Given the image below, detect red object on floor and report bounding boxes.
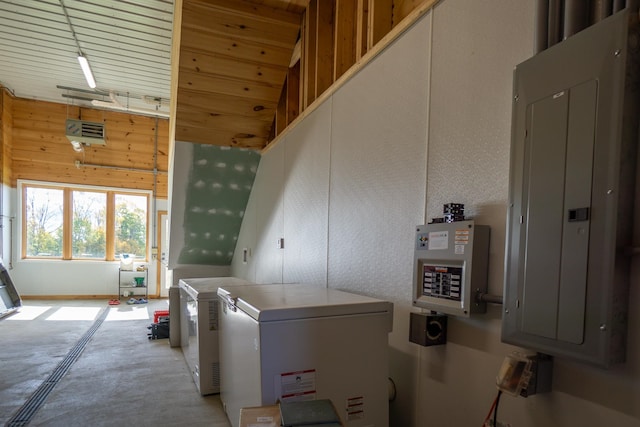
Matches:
[153,310,169,323]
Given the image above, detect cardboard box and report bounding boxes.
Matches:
[239,405,281,427]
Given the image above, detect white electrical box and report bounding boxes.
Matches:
[412,220,490,317]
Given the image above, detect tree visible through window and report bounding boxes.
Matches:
[72,191,106,259]
[115,194,147,259]
[25,187,63,257]
[22,183,148,261]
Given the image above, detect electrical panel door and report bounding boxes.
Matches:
[503,10,639,367]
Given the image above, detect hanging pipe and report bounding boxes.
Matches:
[535,0,550,53]
[564,0,589,39]
[548,0,563,48]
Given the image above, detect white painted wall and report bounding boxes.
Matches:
[1,182,13,268]
[231,1,640,426]
[6,184,167,298]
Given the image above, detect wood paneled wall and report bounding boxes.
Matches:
[9,98,169,198]
[1,87,13,190]
[271,0,436,144]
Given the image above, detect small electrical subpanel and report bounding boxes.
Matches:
[496,352,553,397]
[413,213,490,317]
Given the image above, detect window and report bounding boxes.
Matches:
[114,194,147,259]
[25,186,63,257]
[22,182,149,261]
[72,191,106,259]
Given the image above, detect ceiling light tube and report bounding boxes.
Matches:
[77,55,96,89]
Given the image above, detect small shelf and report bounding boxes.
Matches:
[118,269,148,299]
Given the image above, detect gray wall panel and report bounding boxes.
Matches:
[253,142,285,284]
[328,15,430,304]
[283,102,332,287]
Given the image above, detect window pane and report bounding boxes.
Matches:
[114,194,147,259]
[25,187,63,257]
[72,191,106,259]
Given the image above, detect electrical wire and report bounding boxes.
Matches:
[482,392,499,427]
[493,390,503,427]
[482,390,504,427]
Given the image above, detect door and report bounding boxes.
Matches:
[157,211,169,297]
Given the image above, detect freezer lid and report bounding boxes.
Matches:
[178,277,253,300]
[217,284,393,324]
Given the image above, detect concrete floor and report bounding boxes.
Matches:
[0,299,232,427]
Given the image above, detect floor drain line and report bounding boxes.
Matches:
[6,306,110,427]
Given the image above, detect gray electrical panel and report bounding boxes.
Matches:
[503,10,639,367]
[413,220,490,317]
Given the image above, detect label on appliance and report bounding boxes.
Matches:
[277,369,317,402]
[454,244,465,255]
[428,231,448,250]
[346,396,365,420]
[455,229,470,245]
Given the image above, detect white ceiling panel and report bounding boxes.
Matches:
[0,0,173,116]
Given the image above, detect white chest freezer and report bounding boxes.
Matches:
[179,277,252,395]
[217,284,394,427]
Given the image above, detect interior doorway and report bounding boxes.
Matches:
[156,210,169,297]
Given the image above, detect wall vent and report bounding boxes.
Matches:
[65,119,106,146]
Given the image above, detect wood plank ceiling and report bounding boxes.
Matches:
[173,0,307,149]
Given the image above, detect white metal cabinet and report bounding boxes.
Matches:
[179,277,252,395]
[217,283,393,427]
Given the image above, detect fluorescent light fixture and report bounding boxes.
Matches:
[77,55,96,88]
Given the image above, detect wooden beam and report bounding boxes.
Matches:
[275,79,287,135]
[316,0,335,97]
[356,0,370,59]
[334,0,357,81]
[0,87,13,188]
[369,0,393,47]
[170,0,184,159]
[262,0,440,155]
[303,1,318,108]
[287,61,301,124]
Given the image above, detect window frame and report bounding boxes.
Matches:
[20,180,151,262]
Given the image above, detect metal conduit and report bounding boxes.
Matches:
[536,0,638,53]
[548,0,564,48]
[74,160,168,175]
[535,0,549,53]
[564,0,589,40]
[591,0,613,24]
